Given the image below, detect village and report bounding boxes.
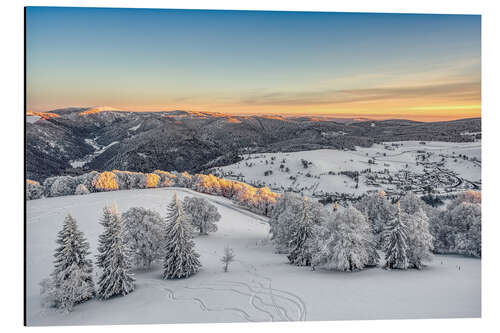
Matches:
[215,141,482,205]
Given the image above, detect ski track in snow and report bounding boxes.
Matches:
[180,241,307,322]
[238,260,307,321]
[183,284,278,321]
[142,279,258,322]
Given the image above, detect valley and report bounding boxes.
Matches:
[26,107,481,184]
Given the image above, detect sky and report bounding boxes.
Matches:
[26,7,481,121]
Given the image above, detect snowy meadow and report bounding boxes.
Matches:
[26,187,480,325]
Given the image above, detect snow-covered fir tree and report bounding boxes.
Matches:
[354,191,395,247]
[183,196,221,235]
[163,193,201,279]
[40,214,95,311]
[311,206,379,271]
[122,207,165,268]
[45,263,95,313]
[405,208,434,269]
[96,205,135,299]
[383,204,409,270]
[287,197,318,266]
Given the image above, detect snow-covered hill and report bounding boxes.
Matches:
[25,108,481,183]
[26,188,480,325]
[216,141,481,197]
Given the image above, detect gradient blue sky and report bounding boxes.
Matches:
[26,7,481,120]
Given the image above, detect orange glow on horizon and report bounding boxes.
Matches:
[28,99,481,122]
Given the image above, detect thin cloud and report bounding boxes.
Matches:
[240,81,481,106]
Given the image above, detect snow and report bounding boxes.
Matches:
[69,140,119,168]
[88,106,123,112]
[129,123,142,131]
[27,115,41,123]
[26,187,480,325]
[218,141,481,196]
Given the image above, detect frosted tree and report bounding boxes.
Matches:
[287,197,319,266]
[183,196,221,235]
[122,207,165,268]
[74,184,90,195]
[45,263,95,313]
[112,170,132,190]
[355,191,395,247]
[221,246,235,272]
[62,264,96,312]
[40,214,95,311]
[96,205,135,299]
[405,208,434,269]
[450,202,481,257]
[175,171,194,188]
[163,193,201,279]
[311,206,379,271]
[399,191,425,215]
[447,190,481,211]
[26,179,44,200]
[92,172,119,192]
[269,192,302,253]
[75,171,99,192]
[383,204,409,270]
[270,192,324,254]
[50,176,78,197]
[430,196,481,258]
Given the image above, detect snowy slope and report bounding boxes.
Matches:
[26,115,41,124]
[26,188,480,325]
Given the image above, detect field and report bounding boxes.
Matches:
[217,141,481,198]
[26,187,481,326]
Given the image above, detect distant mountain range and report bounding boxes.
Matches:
[25,107,481,182]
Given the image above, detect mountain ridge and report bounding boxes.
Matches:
[26,108,481,182]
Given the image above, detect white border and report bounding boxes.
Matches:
[2,1,499,332]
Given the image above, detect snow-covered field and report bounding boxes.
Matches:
[217,141,481,196]
[26,187,480,326]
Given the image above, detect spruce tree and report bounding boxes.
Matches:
[96,205,135,299]
[163,193,201,279]
[41,214,95,311]
[383,204,409,270]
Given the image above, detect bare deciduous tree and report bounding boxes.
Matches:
[221,246,235,273]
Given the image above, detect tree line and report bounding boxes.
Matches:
[26,170,280,217]
[270,190,481,272]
